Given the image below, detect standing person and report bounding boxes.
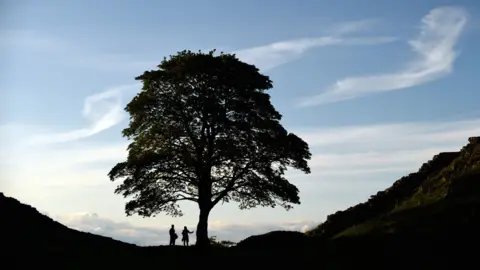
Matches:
[181,226,194,246]
[169,224,177,246]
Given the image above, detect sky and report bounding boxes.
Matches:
[1,0,480,246]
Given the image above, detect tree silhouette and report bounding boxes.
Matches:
[108,50,311,247]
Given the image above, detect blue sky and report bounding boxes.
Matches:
[1,0,480,246]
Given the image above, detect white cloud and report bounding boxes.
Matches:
[26,83,140,145]
[232,18,395,71]
[290,118,480,177]
[307,147,455,176]
[235,36,396,71]
[300,6,468,106]
[1,141,128,188]
[295,119,480,151]
[54,212,315,246]
[328,19,381,35]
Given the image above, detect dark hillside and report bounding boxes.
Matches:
[307,151,460,238]
[307,137,480,239]
[0,192,138,257]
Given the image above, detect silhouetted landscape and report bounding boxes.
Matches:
[3,2,480,269]
[3,136,479,268]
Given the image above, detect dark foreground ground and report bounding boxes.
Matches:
[4,196,478,269]
[5,229,479,269]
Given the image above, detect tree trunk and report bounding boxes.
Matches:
[195,206,211,247]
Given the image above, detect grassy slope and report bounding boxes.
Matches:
[310,137,480,239]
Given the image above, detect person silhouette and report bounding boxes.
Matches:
[169,224,177,246]
[181,226,194,246]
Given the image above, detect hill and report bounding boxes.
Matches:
[306,136,480,239]
[1,136,480,268]
[0,193,222,267]
[0,192,139,259]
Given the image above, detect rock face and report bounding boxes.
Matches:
[468,136,480,144]
[308,136,480,239]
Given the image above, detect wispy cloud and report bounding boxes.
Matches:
[299,6,468,106]
[235,36,397,71]
[290,118,480,177]
[234,19,396,71]
[328,18,382,35]
[295,119,480,150]
[27,83,140,145]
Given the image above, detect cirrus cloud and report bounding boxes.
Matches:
[235,35,396,71]
[24,83,140,145]
[299,6,468,106]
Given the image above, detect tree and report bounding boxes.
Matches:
[108,50,311,247]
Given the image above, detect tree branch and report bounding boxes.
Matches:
[211,159,256,207]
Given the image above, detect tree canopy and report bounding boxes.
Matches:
[108,49,311,246]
